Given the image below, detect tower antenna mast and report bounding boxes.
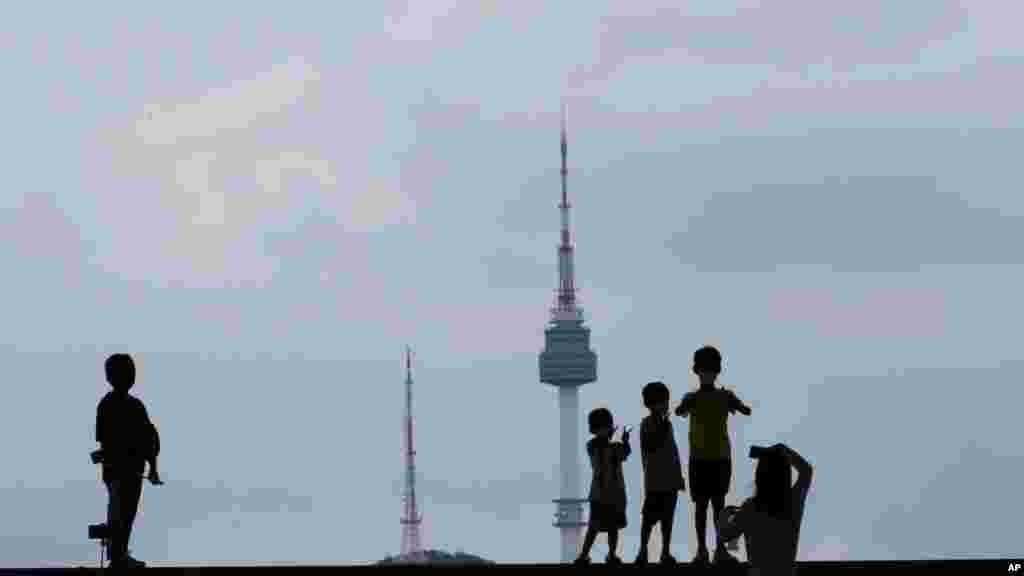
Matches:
[400,345,423,559]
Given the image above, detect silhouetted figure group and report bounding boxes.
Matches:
[86,347,811,572]
[92,353,163,569]
[574,346,813,575]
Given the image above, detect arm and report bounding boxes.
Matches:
[93,400,107,463]
[148,423,160,467]
[778,445,812,532]
[95,400,104,446]
[674,393,694,417]
[729,390,752,416]
[137,401,160,469]
[782,445,813,489]
[615,431,632,462]
[639,421,647,469]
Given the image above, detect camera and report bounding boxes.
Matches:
[90,450,104,464]
[88,523,109,540]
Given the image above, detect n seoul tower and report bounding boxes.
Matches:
[539,103,598,564]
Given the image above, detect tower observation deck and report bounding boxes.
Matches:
[538,103,597,564]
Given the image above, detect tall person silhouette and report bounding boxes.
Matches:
[675,346,751,567]
[94,353,162,568]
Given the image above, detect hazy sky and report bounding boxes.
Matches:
[3,1,1023,567]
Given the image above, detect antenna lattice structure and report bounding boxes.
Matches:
[400,346,423,559]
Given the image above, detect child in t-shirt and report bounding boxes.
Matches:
[675,346,751,566]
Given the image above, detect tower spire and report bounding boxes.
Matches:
[400,345,422,559]
[553,102,581,323]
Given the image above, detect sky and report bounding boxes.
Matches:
[2,0,1023,567]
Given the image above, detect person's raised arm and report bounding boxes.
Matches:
[777,444,812,530]
[674,392,694,417]
[783,445,812,489]
[615,428,632,462]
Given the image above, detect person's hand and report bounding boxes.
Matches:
[147,469,164,486]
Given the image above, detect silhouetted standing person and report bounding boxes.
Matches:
[575,407,631,565]
[95,353,163,568]
[718,444,814,576]
[675,346,751,566]
[634,381,685,565]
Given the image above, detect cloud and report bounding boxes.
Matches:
[767,286,945,338]
[90,56,415,290]
[134,57,322,145]
[562,1,969,96]
[668,175,1024,273]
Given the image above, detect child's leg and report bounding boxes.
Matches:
[639,517,654,554]
[690,458,710,555]
[711,493,727,551]
[638,496,655,556]
[607,529,619,559]
[694,496,710,553]
[712,459,732,553]
[661,493,678,557]
[579,525,598,558]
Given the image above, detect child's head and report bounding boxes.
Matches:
[752,449,792,519]
[105,353,136,393]
[693,346,722,387]
[642,381,670,412]
[588,407,614,437]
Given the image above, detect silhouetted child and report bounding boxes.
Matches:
[674,346,751,567]
[574,407,631,566]
[635,381,685,566]
[718,443,814,576]
[94,353,163,568]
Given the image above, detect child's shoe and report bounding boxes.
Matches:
[633,550,648,566]
[573,555,591,566]
[659,553,677,565]
[605,554,623,565]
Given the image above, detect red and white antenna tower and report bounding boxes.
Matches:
[400,345,423,558]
